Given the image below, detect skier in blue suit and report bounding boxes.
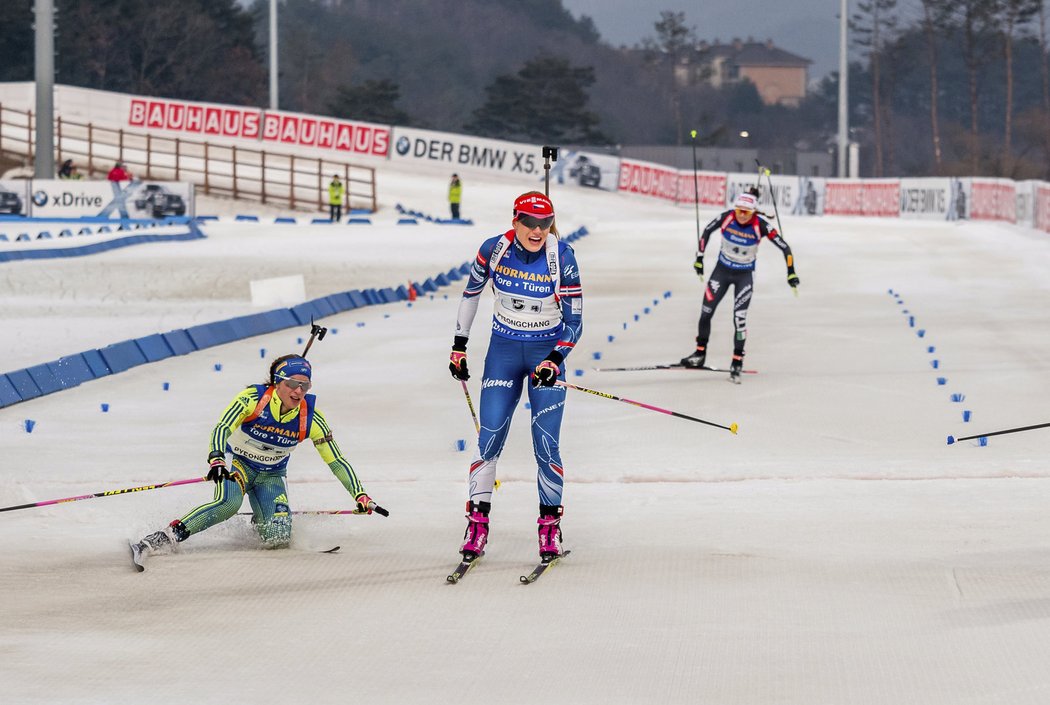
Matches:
[449,191,583,563]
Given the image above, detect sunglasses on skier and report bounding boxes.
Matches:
[277,376,312,391]
[516,213,555,230]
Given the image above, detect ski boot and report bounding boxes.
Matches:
[460,501,490,560]
[537,504,564,563]
[139,520,187,554]
[130,520,187,570]
[679,345,706,369]
[729,354,744,384]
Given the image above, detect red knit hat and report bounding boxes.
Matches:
[513,192,554,219]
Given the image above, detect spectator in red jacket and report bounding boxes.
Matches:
[107,161,133,182]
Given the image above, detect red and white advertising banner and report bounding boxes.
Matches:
[969,178,1016,222]
[824,179,900,217]
[127,97,389,158]
[675,171,727,207]
[617,159,679,201]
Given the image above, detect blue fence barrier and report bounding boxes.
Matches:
[0,226,590,409]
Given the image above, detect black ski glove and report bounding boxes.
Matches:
[449,336,469,381]
[206,452,231,484]
[532,351,564,388]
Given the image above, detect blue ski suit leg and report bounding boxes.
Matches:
[469,335,566,506]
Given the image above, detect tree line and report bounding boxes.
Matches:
[2,0,1050,177]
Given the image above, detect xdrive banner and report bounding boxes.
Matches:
[26,181,195,219]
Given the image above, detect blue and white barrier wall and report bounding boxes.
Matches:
[0,225,590,409]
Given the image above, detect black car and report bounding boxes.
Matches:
[134,184,186,218]
[0,190,23,215]
[569,156,601,188]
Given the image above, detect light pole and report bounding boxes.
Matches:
[34,0,55,178]
[269,0,279,111]
[837,0,849,177]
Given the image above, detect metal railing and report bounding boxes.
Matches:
[0,103,376,213]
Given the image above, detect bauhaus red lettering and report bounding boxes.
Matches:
[147,102,166,129]
[263,114,280,140]
[280,116,298,143]
[299,118,317,145]
[185,106,203,132]
[129,100,147,126]
[353,126,372,152]
[317,121,335,148]
[222,110,241,136]
[372,129,389,156]
[335,124,353,151]
[204,108,222,135]
[167,104,185,129]
[242,112,259,138]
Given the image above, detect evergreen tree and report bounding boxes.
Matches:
[1,0,265,104]
[328,80,411,125]
[466,56,610,144]
[641,11,698,146]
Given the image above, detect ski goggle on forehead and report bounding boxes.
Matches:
[276,375,312,391]
[516,213,555,229]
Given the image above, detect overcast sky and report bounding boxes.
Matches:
[562,0,845,83]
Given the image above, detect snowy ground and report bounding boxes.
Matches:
[3,163,1050,705]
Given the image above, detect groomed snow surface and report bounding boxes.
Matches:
[4,164,1050,705]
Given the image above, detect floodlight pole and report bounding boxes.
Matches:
[837,0,849,177]
[269,0,279,110]
[34,0,56,178]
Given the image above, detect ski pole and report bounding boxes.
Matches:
[459,380,500,490]
[461,380,480,434]
[947,421,1050,445]
[761,165,798,298]
[555,381,738,434]
[0,476,209,514]
[301,318,328,358]
[237,503,390,517]
[690,129,701,244]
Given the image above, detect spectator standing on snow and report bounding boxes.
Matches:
[328,175,344,222]
[448,173,462,220]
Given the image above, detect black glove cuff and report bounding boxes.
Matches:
[208,450,226,462]
[544,350,564,367]
[452,335,468,352]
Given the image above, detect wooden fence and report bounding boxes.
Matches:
[0,104,376,213]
